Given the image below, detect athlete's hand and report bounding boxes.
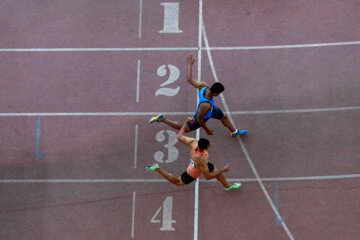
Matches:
[187,54,195,66]
[223,163,230,172]
[185,117,194,124]
[205,128,215,135]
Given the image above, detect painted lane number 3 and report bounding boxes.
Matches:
[156,64,180,97]
[154,130,179,164]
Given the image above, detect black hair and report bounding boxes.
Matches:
[210,82,225,94]
[198,138,210,150]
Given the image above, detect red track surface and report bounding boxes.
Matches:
[1,1,360,240]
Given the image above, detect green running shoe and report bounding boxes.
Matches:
[144,163,159,171]
[224,182,242,190]
[149,113,164,123]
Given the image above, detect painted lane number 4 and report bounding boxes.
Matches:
[151,196,176,231]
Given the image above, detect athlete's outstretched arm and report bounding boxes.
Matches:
[197,103,214,135]
[198,158,230,180]
[178,118,197,149]
[186,54,207,89]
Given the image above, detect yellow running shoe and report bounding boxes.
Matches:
[149,113,164,123]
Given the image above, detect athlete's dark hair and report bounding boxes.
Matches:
[210,82,225,94]
[198,138,210,150]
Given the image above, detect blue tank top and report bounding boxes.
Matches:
[196,87,214,119]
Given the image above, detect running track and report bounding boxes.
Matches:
[0,1,360,240]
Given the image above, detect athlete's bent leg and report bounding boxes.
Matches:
[155,168,185,186]
[162,118,190,132]
[213,166,242,190]
[220,115,248,137]
[220,115,236,133]
[150,114,191,132]
[212,165,231,188]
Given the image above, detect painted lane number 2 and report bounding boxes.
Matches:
[151,196,176,231]
[154,130,179,164]
[156,64,180,97]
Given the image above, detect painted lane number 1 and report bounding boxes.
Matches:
[151,196,176,231]
[159,2,183,33]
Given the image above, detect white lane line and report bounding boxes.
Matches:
[1,174,360,183]
[0,41,359,52]
[193,180,199,240]
[226,174,360,182]
[194,1,203,239]
[202,20,295,240]
[0,112,194,117]
[1,106,359,117]
[136,59,141,103]
[1,174,359,183]
[0,47,198,52]
[230,106,360,115]
[138,0,143,39]
[209,41,360,50]
[131,191,136,238]
[134,124,138,169]
[0,179,168,183]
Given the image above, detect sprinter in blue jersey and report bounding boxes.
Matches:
[149,55,248,137]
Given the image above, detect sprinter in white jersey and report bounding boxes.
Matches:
[149,54,248,137]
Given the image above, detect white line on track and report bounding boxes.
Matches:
[202,20,296,239]
[0,112,193,117]
[230,106,360,115]
[0,47,198,52]
[1,174,359,183]
[131,191,136,238]
[138,0,143,39]
[136,59,141,103]
[134,124,138,169]
[208,41,360,50]
[226,174,360,182]
[194,1,203,239]
[1,106,360,117]
[0,41,360,52]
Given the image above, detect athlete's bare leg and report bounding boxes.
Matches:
[155,168,185,186]
[213,165,231,188]
[150,113,192,132]
[220,115,236,133]
[161,118,188,131]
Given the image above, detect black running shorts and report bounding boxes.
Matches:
[181,162,215,185]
